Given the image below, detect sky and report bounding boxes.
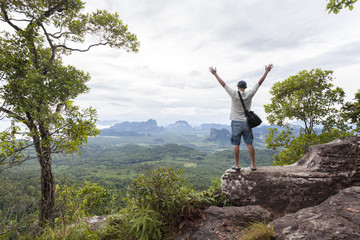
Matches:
[6,0,360,128]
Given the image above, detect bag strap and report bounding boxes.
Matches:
[237,91,249,117]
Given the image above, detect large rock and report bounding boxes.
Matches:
[174,205,273,240]
[221,136,360,213]
[273,186,360,240]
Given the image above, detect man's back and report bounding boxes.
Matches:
[224,83,260,122]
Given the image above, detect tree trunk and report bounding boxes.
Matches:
[37,147,55,228]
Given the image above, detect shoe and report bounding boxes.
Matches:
[231,165,240,171]
[250,166,257,171]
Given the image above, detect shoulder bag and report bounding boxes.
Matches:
[237,91,262,128]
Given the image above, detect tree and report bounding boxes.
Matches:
[342,89,360,133]
[264,69,351,165]
[0,0,139,228]
[326,0,358,14]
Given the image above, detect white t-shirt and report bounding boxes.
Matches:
[224,83,260,121]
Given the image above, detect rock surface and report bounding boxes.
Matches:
[82,215,108,231]
[174,205,273,240]
[273,186,360,240]
[221,136,360,213]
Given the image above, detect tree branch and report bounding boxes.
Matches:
[0,5,22,32]
[0,107,26,122]
[39,23,56,70]
[55,41,109,52]
[47,24,68,39]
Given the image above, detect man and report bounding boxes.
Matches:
[209,64,273,171]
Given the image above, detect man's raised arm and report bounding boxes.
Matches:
[209,67,226,87]
[258,64,273,86]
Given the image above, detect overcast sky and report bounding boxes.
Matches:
[62,0,360,127]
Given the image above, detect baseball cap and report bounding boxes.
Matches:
[237,80,247,88]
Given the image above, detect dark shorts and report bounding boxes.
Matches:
[230,120,253,145]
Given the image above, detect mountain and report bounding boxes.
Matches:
[99,119,297,148]
[100,119,163,136]
[166,120,194,131]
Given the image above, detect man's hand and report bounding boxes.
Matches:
[209,66,217,75]
[265,64,273,73]
[209,66,225,87]
[258,64,274,86]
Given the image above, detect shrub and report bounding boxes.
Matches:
[97,212,134,240]
[125,167,192,228]
[194,177,229,207]
[128,206,163,240]
[55,181,120,225]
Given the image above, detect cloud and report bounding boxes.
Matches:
[63,0,360,125]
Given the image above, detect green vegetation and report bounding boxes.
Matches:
[0,0,139,228]
[342,90,360,133]
[326,0,358,14]
[264,69,354,165]
[6,167,228,240]
[98,168,228,240]
[55,181,121,224]
[0,139,276,238]
[237,221,275,240]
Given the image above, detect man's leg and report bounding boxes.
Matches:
[230,121,241,169]
[247,143,256,168]
[234,145,240,168]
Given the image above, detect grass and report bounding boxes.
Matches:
[237,221,275,240]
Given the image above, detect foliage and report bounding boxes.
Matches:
[0,0,139,227]
[237,221,275,240]
[265,69,346,134]
[97,213,134,240]
[266,126,352,165]
[0,124,32,170]
[193,177,229,207]
[32,221,98,240]
[126,168,193,228]
[97,168,193,240]
[128,206,163,240]
[264,69,351,165]
[341,89,360,134]
[0,141,278,238]
[55,181,120,226]
[0,171,39,239]
[327,0,358,14]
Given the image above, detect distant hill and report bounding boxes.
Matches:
[99,119,304,148]
[166,120,194,131]
[101,119,163,136]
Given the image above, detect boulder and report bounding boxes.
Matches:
[273,186,360,240]
[82,215,108,231]
[221,136,360,213]
[174,205,273,240]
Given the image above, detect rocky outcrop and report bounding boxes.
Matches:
[221,136,360,213]
[273,186,360,240]
[174,205,273,240]
[208,128,231,143]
